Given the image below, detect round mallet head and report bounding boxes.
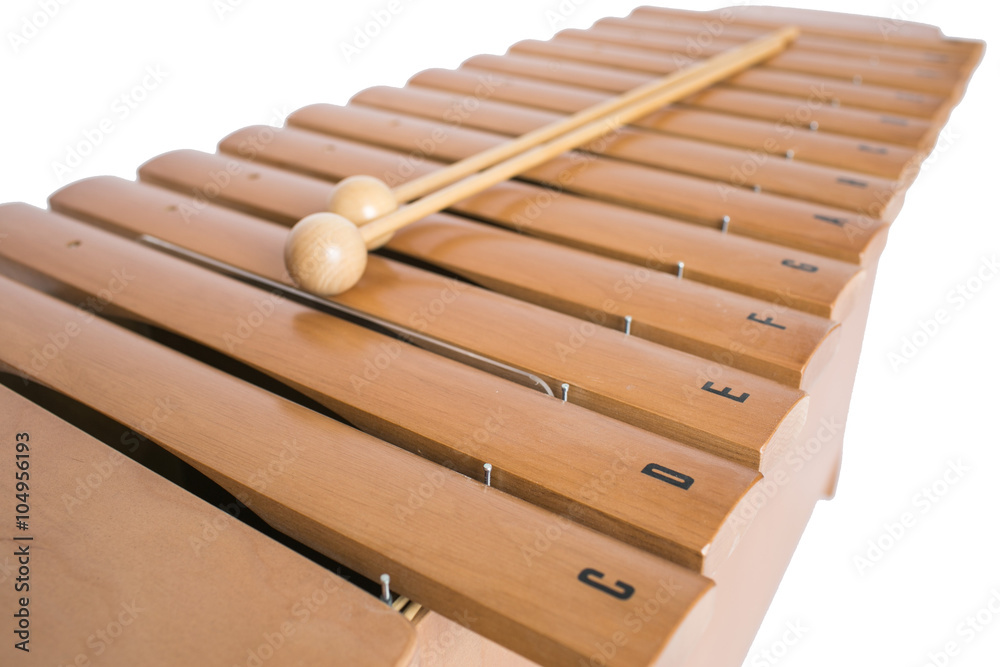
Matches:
[284,212,368,296]
[328,175,398,249]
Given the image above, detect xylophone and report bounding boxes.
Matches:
[0,3,986,666]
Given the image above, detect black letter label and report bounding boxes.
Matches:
[702,381,750,403]
[641,463,695,490]
[578,568,635,600]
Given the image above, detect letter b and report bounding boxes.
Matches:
[919,318,939,337]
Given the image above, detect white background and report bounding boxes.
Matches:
[1,1,997,665]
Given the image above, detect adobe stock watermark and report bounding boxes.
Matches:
[887,254,997,372]
[175,106,291,223]
[189,438,305,555]
[51,65,169,183]
[854,459,969,575]
[7,0,72,53]
[544,0,590,29]
[379,73,502,189]
[213,0,250,21]
[915,588,1000,667]
[418,610,478,667]
[726,416,843,534]
[583,577,682,667]
[553,243,673,363]
[520,448,637,567]
[233,574,352,667]
[222,291,284,353]
[746,619,809,666]
[59,406,176,516]
[395,407,505,522]
[879,0,934,40]
[340,0,408,63]
[61,598,145,665]
[19,267,134,384]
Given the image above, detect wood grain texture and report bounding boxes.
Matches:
[462,52,936,148]
[134,149,843,389]
[587,19,964,107]
[46,178,809,471]
[608,14,969,71]
[552,26,959,97]
[346,26,798,248]
[0,275,715,667]
[390,25,795,205]
[224,120,865,319]
[631,5,982,53]
[284,212,369,295]
[602,15,965,67]
[286,102,889,264]
[0,203,763,574]
[408,67,921,180]
[0,386,418,667]
[350,84,904,216]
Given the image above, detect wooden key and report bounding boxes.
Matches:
[0,203,764,571]
[555,26,949,119]
[0,386,418,667]
[629,6,981,57]
[222,123,864,319]
[589,17,968,74]
[276,28,800,296]
[464,52,937,149]
[408,67,921,180]
[45,179,810,473]
[349,84,903,216]
[135,149,844,389]
[600,14,973,67]
[567,21,959,96]
[0,275,715,667]
[284,104,889,264]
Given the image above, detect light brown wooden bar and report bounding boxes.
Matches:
[231,120,863,319]
[382,24,799,208]
[408,67,921,180]
[0,274,715,667]
[350,84,902,215]
[464,52,936,149]
[630,5,983,57]
[0,385,419,667]
[573,23,957,96]
[285,104,888,264]
[136,148,843,389]
[555,25,949,119]
[591,15,971,68]
[0,203,766,571]
[47,176,810,473]
[596,14,972,67]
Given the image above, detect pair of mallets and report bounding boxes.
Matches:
[284,26,799,296]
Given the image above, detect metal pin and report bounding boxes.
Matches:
[784,149,794,160]
[483,463,492,487]
[561,383,569,402]
[380,574,392,606]
[624,315,633,336]
[753,184,761,193]
[676,261,685,280]
[721,215,730,234]
[809,121,819,131]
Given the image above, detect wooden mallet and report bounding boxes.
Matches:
[284,26,799,296]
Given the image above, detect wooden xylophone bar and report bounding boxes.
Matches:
[0,5,982,667]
